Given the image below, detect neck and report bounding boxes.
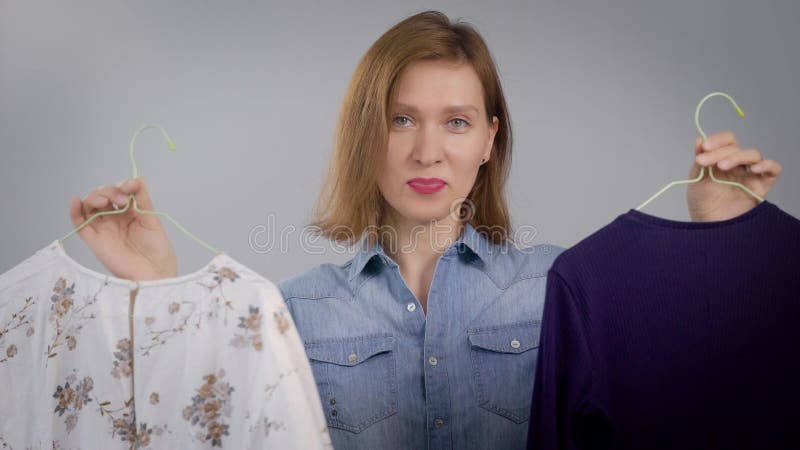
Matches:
[380,214,464,270]
[378,214,465,309]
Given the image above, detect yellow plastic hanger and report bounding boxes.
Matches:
[59,124,220,254]
[636,91,764,211]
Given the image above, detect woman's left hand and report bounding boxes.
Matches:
[687,130,783,221]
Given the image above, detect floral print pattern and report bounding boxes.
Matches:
[214,267,240,284]
[273,308,291,335]
[52,372,94,433]
[230,305,263,351]
[5,344,17,359]
[0,296,35,364]
[139,265,241,357]
[99,396,167,448]
[183,370,234,447]
[110,338,133,379]
[50,370,165,448]
[50,278,75,318]
[110,414,155,448]
[46,277,104,365]
[0,243,331,449]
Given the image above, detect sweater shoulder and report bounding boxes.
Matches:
[549,217,629,277]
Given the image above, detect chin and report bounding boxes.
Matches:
[395,204,455,225]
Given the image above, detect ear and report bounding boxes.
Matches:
[483,116,499,161]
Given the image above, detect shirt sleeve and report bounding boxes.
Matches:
[526,269,595,450]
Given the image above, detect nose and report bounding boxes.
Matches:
[411,125,445,166]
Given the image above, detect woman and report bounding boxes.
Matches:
[69,10,783,450]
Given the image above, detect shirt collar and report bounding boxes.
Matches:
[456,221,493,264]
[347,222,492,281]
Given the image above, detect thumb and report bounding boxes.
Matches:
[688,160,702,179]
[69,196,97,240]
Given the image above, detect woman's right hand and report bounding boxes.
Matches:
[69,177,178,281]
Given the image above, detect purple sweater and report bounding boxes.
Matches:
[527,200,800,450]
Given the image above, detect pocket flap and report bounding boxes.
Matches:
[468,321,540,354]
[305,335,395,366]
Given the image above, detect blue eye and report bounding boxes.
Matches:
[450,118,469,128]
[393,116,411,126]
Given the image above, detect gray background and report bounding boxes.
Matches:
[1,0,798,281]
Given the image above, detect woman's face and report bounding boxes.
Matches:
[378,59,499,230]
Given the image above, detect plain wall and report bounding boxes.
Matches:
[1,0,798,280]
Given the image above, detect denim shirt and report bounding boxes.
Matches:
[277,223,564,450]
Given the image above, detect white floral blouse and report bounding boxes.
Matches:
[0,240,332,449]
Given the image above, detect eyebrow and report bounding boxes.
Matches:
[393,103,479,115]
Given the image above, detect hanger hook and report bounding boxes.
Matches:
[130,124,177,178]
[635,91,763,210]
[694,92,744,140]
[693,92,758,188]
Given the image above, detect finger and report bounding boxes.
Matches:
[116,178,140,196]
[69,196,97,239]
[749,159,782,178]
[117,177,152,209]
[702,130,738,151]
[83,191,114,217]
[123,176,163,229]
[82,192,110,217]
[81,186,120,219]
[84,184,129,213]
[695,145,739,167]
[96,184,131,207]
[716,148,763,171]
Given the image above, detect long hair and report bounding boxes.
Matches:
[310,10,513,247]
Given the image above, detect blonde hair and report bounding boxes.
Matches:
[310,10,513,247]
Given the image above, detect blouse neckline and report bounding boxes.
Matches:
[49,239,231,289]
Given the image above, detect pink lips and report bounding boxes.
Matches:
[407,178,446,194]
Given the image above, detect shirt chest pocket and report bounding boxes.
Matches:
[304,335,399,433]
[467,321,541,424]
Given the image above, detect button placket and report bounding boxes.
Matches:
[128,284,140,433]
[422,252,453,443]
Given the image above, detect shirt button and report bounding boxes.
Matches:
[433,418,444,429]
[510,339,521,349]
[428,356,438,366]
[406,303,416,312]
[348,352,358,362]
